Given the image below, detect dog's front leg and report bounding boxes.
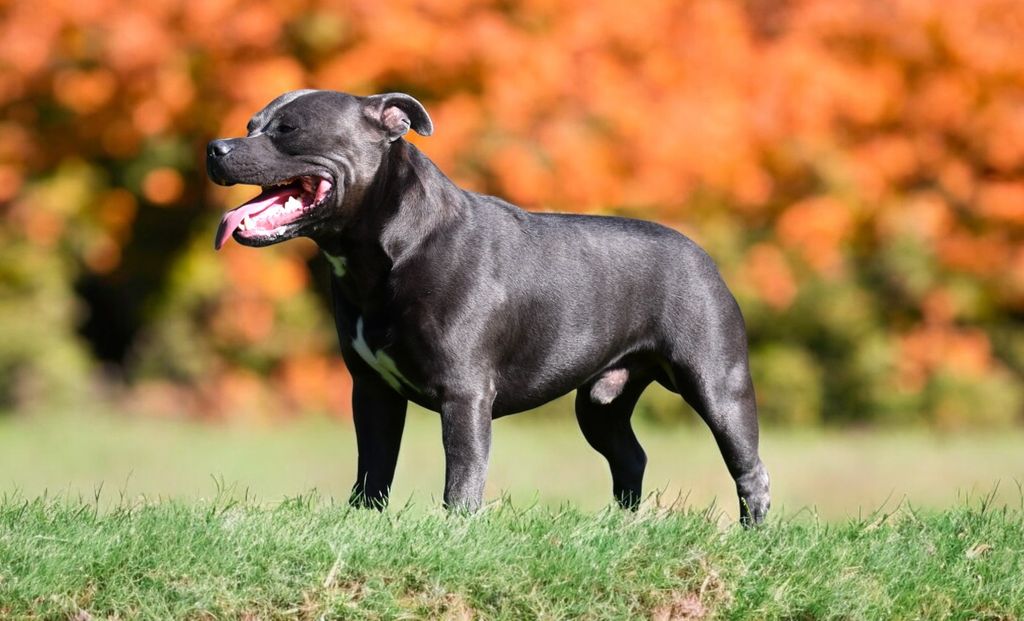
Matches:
[349,375,408,509]
[440,386,494,512]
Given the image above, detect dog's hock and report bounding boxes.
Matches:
[364,92,433,141]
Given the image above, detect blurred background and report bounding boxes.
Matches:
[1,0,1022,518]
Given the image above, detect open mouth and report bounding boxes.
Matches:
[214,175,333,250]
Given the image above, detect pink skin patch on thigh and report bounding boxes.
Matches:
[590,368,629,405]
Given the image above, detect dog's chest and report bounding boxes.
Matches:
[350,316,417,392]
[326,251,425,395]
[323,252,348,277]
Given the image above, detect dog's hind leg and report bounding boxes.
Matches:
[662,347,770,526]
[576,370,652,510]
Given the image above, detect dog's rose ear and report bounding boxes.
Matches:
[364,93,433,141]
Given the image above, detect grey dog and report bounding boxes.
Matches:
[206,90,771,525]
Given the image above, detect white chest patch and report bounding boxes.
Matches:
[323,252,348,277]
[351,317,416,392]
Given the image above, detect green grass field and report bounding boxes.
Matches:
[1,495,1022,619]
[2,409,1023,619]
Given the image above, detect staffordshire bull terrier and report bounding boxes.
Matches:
[207,90,771,524]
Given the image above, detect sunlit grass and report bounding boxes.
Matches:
[1,493,1022,619]
[2,410,1023,618]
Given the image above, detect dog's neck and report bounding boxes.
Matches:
[315,140,463,311]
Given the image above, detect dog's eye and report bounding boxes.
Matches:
[277,124,298,134]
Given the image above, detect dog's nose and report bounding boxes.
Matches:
[207,139,235,159]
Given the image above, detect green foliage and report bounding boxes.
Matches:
[0,237,91,409]
[634,383,696,425]
[924,370,1024,429]
[0,495,1021,619]
[131,230,335,384]
[750,344,824,426]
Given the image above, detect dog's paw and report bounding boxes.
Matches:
[737,462,771,527]
[739,494,770,527]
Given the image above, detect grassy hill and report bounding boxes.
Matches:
[1,495,1021,619]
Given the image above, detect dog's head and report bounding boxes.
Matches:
[207,90,432,250]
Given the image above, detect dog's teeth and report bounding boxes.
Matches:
[242,216,252,230]
[286,196,302,211]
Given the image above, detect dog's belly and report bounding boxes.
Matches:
[399,380,583,418]
[489,376,591,417]
[361,324,643,417]
[456,335,654,416]
[388,278,664,416]
[398,370,595,418]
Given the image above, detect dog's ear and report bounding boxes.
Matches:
[364,93,433,141]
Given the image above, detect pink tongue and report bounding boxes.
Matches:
[214,187,295,250]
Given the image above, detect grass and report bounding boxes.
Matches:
[1,407,1023,520]
[1,493,1022,619]
[2,411,1023,618]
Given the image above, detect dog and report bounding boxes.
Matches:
[207,90,771,524]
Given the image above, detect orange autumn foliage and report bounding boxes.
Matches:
[1,0,1022,423]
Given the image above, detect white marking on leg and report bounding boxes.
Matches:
[323,252,348,277]
[351,317,416,392]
